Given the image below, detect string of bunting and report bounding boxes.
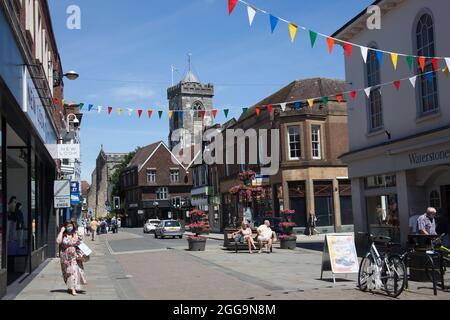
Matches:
[228,0,450,70]
[53,67,449,120]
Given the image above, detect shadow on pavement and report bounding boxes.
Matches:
[296,241,324,252]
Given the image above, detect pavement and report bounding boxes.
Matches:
[4,228,450,300]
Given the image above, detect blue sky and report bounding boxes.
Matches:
[48,0,373,183]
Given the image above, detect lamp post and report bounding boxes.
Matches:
[53,70,79,87]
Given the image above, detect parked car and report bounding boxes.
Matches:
[143,219,161,233]
[253,217,283,235]
[154,220,184,239]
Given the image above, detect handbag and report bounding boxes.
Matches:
[77,242,92,257]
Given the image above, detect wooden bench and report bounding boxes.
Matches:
[225,233,277,253]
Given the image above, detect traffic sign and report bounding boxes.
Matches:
[54,180,71,209]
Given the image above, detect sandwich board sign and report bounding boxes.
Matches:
[320,233,359,284]
[54,180,71,209]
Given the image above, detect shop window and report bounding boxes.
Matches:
[314,181,335,227]
[365,174,396,189]
[429,190,441,209]
[366,195,400,243]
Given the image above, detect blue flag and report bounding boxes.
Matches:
[426,72,434,82]
[179,111,184,119]
[294,101,301,110]
[270,15,279,33]
[376,51,383,66]
[88,104,94,111]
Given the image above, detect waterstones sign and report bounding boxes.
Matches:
[408,149,450,166]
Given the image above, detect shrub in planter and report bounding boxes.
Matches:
[187,209,210,251]
[279,209,297,250]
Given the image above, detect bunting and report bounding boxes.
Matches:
[158,111,163,119]
[336,94,343,103]
[376,51,383,66]
[212,109,218,119]
[169,111,174,119]
[321,96,329,106]
[406,55,414,71]
[118,107,123,115]
[98,106,103,114]
[148,110,153,119]
[108,106,113,114]
[88,104,93,112]
[255,106,261,116]
[269,14,278,33]
[444,68,449,77]
[364,87,371,98]
[280,103,286,112]
[326,37,335,54]
[361,47,369,63]
[267,104,273,114]
[138,109,143,118]
[309,30,318,48]
[419,56,426,72]
[350,90,357,101]
[228,0,238,15]
[391,53,398,70]
[393,80,401,91]
[289,24,297,43]
[247,6,256,26]
[344,43,352,59]
[432,58,439,72]
[307,99,314,108]
[224,109,230,118]
[409,76,417,88]
[79,103,84,111]
[127,108,133,116]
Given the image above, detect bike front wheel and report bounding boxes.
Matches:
[382,255,406,298]
[358,254,375,292]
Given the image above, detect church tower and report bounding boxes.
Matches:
[167,57,214,149]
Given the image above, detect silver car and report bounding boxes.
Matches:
[143,219,161,233]
[154,220,184,239]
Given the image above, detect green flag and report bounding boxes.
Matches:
[224,109,230,118]
[322,96,329,106]
[79,103,84,111]
[242,107,248,115]
[309,30,318,48]
[158,110,163,119]
[406,55,414,71]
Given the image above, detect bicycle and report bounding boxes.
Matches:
[425,234,450,290]
[358,233,407,298]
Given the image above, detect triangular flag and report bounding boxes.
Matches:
[269,15,278,33]
[307,99,314,108]
[393,80,401,91]
[98,106,102,113]
[336,94,343,103]
[158,111,163,119]
[138,109,143,118]
[418,56,426,72]
[445,58,450,70]
[61,99,66,107]
[224,109,230,118]
[168,111,174,119]
[409,76,417,88]
[322,96,329,106]
[228,0,238,16]
[343,43,352,59]
[350,90,357,101]
[361,46,369,63]
[212,109,217,119]
[406,55,414,71]
[444,67,449,77]
[288,23,297,43]
[326,37,335,54]
[148,110,153,119]
[108,106,112,114]
[242,107,248,114]
[309,30,318,48]
[364,87,371,98]
[426,72,433,82]
[127,108,133,116]
[78,103,84,111]
[294,101,301,110]
[267,104,273,114]
[376,51,383,66]
[52,97,59,105]
[431,58,438,71]
[179,111,184,119]
[391,53,398,70]
[118,107,123,115]
[200,110,206,120]
[247,6,256,26]
[280,103,286,112]
[255,106,261,116]
[88,104,93,112]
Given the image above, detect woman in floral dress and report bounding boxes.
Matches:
[57,222,87,296]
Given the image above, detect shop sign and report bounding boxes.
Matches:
[408,149,450,166]
[71,181,81,205]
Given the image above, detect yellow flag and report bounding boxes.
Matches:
[289,23,298,43]
[444,67,449,77]
[307,99,314,108]
[118,107,123,115]
[168,111,174,119]
[391,53,398,70]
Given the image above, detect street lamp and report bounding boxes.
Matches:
[53,70,79,87]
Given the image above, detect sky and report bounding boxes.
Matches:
[48,0,373,183]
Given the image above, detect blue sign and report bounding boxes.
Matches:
[71,182,81,205]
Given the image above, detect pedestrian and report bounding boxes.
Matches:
[417,207,437,236]
[308,214,319,237]
[90,219,98,241]
[15,202,25,248]
[56,221,87,296]
[84,218,91,237]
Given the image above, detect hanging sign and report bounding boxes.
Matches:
[320,233,359,284]
[54,180,71,209]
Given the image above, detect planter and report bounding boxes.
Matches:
[188,238,207,251]
[280,238,297,250]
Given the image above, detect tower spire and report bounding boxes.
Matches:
[188,53,192,72]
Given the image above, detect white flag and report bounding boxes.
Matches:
[361,46,369,64]
[98,106,102,113]
[127,108,133,116]
[364,87,371,98]
[247,6,256,26]
[280,103,287,112]
[445,58,450,69]
[409,76,417,88]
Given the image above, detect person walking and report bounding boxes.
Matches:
[15,203,25,248]
[308,214,318,237]
[90,219,98,241]
[56,221,87,296]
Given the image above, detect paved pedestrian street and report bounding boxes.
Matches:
[7,230,450,301]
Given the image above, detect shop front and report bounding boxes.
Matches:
[344,128,450,250]
[0,10,58,297]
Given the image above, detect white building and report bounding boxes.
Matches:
[333,0,450,247]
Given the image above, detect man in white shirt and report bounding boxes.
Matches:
[257,220,273,254]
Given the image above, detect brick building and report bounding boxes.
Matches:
[121,141,193,227]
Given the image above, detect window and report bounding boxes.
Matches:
[365,174,397,189]
[430,190,441,208]
[193,101,203,122]
[157,187,169,200]
[170,169,180,183]
[147,170,156,183]
[287,126,301,160]
[367,47,383,131]
[416,14,439,115]
[311,125,322,160]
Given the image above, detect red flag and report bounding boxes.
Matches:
[255,106,261,116]
[108,106,113,114]
[138,109,143,118]
[200,110,206,120]
[336,94,343,103]
[52,97,59,105]
[148,110,153,118]
[326,37,335,54]
[418,56,426,72]
[431,58,438,71]
[350,90,357,101]
[267,104,273,114]
[212,109,217,119]
[228,0,238,15]
[393,80,401,91]
[343,43,352,59]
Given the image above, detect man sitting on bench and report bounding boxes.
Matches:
[257,220,274,254]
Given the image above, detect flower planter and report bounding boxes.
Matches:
[280,238,297,250]
[188,238,207,251]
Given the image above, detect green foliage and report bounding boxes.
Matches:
[111,148,140,202]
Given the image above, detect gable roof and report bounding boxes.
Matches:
[128,142,162,169]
